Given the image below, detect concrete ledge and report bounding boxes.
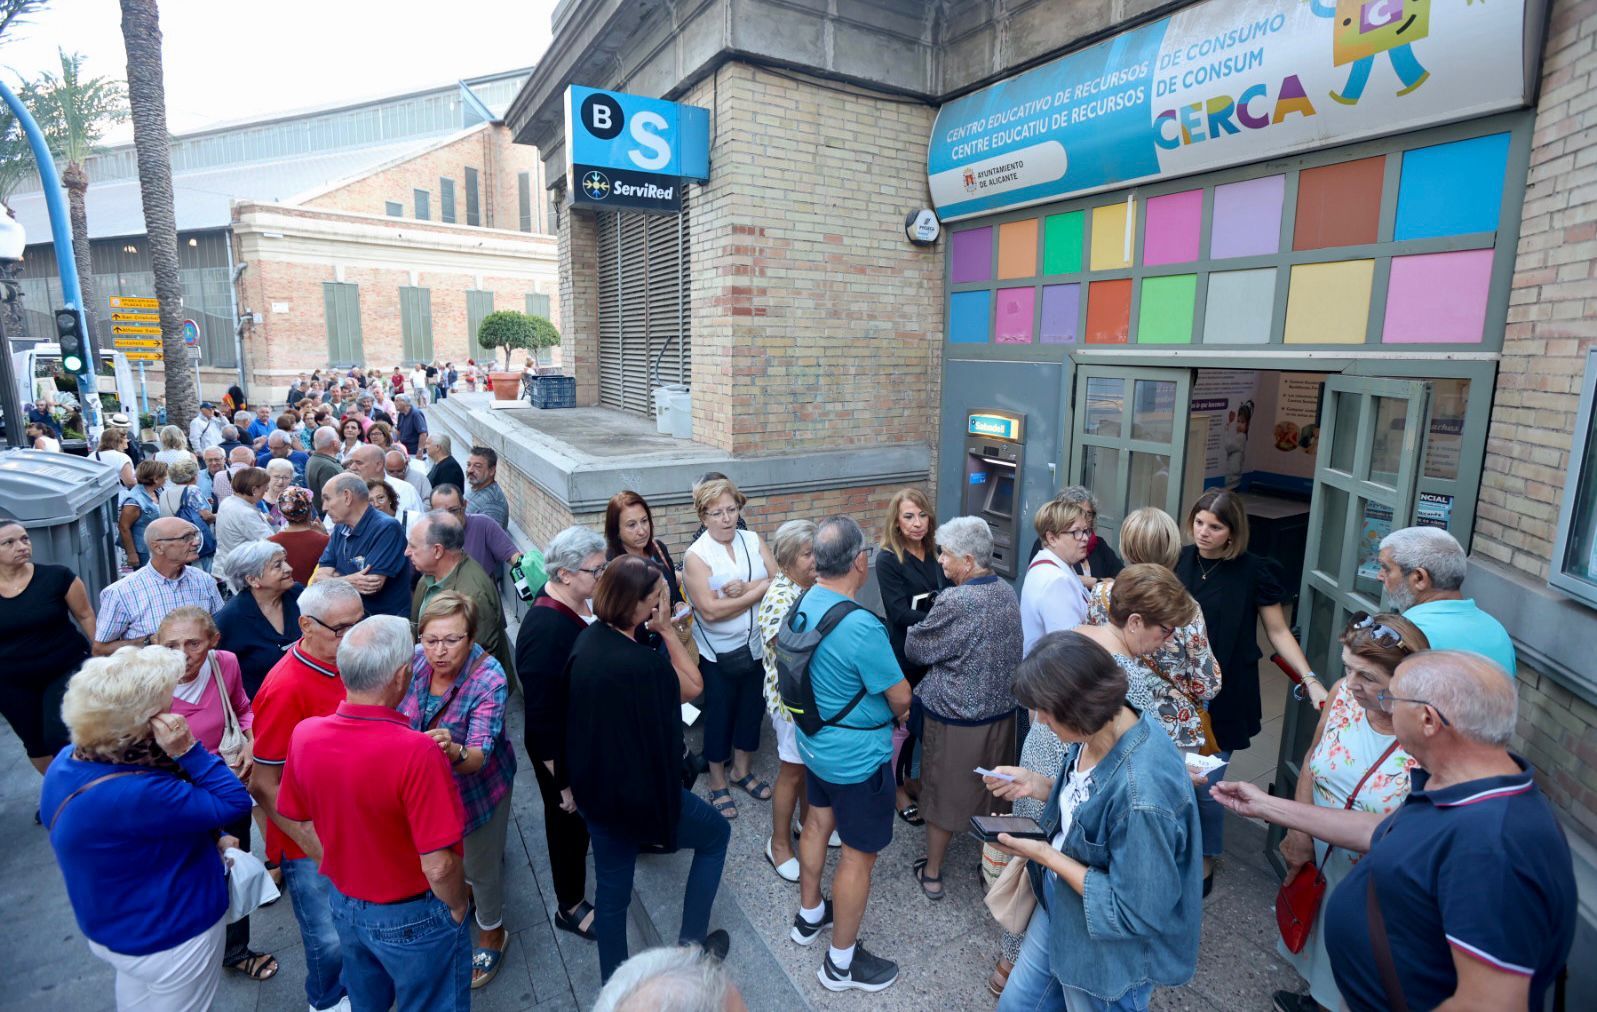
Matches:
[1467,555,1597,707]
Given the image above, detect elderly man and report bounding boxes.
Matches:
[1376,526,1516,676]
[406,509,513,681]
[27,399,61,438]
[201,447,228,506]
[250,579,365,1012]
[314,472,410,618]
[346,443,423,514]
[594,947,749,1012]
[256,430,309,483]
[274,614,470,1010]
[425,433,465,491]
[189,402,225,453]
[93,517,224,655]
[247,404,275,445]
[465,446,510,530]
[429,484,519,581]
[393,393,429,456]
[386,448,431,503]
[305,426,343,514]
[219,420,246,456]
[1213,651,1574,1012]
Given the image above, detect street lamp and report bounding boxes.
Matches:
[0,213,27,448]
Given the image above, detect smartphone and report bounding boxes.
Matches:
[970,814,1048,842]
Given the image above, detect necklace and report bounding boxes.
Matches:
[1197,555,1224,581]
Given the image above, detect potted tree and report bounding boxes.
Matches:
[476,310,535,402]
[527,313,561,373]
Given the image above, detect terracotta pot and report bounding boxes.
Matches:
[489,372,522,401]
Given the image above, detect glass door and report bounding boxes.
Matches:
[1069,366,1191,548]
[1268,375,1430,867]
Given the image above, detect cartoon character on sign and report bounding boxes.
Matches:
[1306,0,1476,105]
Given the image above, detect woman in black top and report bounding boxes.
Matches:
[875,487,945,823]
[1173,488,1324,881]
[214,541,303,696]
[0,522,95,774]
[515,526,608,942]
[566,555,727,982]
[603,490,682,605]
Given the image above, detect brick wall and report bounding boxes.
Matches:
[558,207,602,407]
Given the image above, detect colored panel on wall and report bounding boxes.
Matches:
[994,287,1037,343]
[1283,260,1374,344]
[1090,201,1135,271]
[1382,250,1494,344]
[1085,279,1133,344]
[1394,133,1511,240]
[950,227,993,283]
[1210,175,1285,259]
[1202,269,1276,344]
[1039,284,1081,344]
[949,290,992,343]
[1042,211,1085,275]
[1137,274,1197,344]
[1293,156,1384,251]
[1143,190,1202,266]
[997,219,1040,279]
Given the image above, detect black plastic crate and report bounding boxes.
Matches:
[530,374,576,409]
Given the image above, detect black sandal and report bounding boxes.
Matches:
[225,950,279,980]
[912,857,944,900]
[555,899,597,941]
[896,803,924,826]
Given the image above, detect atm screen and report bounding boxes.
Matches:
[984,472,1015,518]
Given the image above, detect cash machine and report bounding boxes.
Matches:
[964,409,1025,578]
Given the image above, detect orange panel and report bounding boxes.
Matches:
[997,219,1040,280]
[1085,279,1133,344]
[1294,156,1384,251]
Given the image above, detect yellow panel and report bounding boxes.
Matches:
[1090,201,1134,271]
[1283,260,1375,344]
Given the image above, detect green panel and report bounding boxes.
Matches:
[400,286,433,363]
[465,167,480,227]
[466,289,494,362]
[517,172,532,232]
[440,178,456,224]
[413,188,430,221]
[525,292,550,319]
[1136,275,1197,345]
[1042,210,1084,275]
[321,282,363,366]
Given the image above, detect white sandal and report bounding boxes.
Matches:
[765,836,800,882]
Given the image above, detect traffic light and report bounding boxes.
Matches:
[54,308,91,380]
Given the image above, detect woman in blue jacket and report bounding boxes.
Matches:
[986,631,1203,1012]
[42,646,252,1011]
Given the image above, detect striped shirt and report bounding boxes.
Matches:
[96,564,224,644]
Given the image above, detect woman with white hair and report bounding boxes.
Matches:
[215,540,303,696]
[154,424,189,465]
[262,458,296,531]
[41,646,252,1010]
[904,515,1024,900]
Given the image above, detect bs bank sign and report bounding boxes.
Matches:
[927,0,1547,220]
[565,86,710,214]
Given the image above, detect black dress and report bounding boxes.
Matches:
[875,547,945,687]
[0,564,89,756]
[1173,545,1288,752]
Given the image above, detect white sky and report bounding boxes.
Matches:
[1,0,557,141]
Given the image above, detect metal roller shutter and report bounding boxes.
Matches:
[596,190,691,415]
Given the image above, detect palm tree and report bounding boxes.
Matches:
[118,0,195,427]
[24,49,127,337]
[0,107,31,334]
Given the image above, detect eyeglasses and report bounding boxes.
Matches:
[152,532,203,544]
[705,507,740,520]
[1348,612,1415,653]
[307,615,359,638]
[1374,689,1452,726]
[575,563,608,578]
[420,634,469,649]
[1061,527,1093,540]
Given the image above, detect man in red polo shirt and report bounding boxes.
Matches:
[276,614,470,1010]
[248,579,364,1012]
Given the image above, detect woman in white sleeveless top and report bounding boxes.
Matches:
[683,477,778,820]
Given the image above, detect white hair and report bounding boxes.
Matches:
[223,540,287,593]
[313,425,339,450]
[937,515,994,570]
[265,457,295,477]
[1379,526,1468,591]
[546,526,605,578]
[62,647,184,750]
[298,577,363,622]
[592,945,733,1012]
[337,615,414,694]
[1396,650,1518,747]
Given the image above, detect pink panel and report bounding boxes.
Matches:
[994,287,1036,344]
[1381,250,1495,344]
[1143,189,1203,266]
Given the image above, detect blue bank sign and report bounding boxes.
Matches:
[565,85,710,214]
[927,0,1541,221]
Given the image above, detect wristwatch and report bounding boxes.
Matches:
[451,743,467,765]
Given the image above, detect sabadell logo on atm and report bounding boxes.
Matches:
[968,414,1021,441]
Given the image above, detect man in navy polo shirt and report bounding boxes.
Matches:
[314,472,411,617]
[1214,651,1574,1012]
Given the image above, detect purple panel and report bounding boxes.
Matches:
[951,227,994,283]
[1039,284,1081,344]
[994,287,1036,344]
[1210,175,1286,259]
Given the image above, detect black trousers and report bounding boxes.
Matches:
[531,757,590,912]
[222,812,253,965]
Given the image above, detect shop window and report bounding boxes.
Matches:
[1042,212,1083,275]
[1382,250,1493,344]
[399,286,433,363]
[994,287,1035,343]
[385,201,403,217]
[1283,260,1373,344]
[950,227,993,283]
[440,177,456,224]
[1293,156,1384,251]
[1089,202,1134,271]
[1137,275,1197,345]
[1142,190,1202,266]
[464,167,481,227]
[1202,269,1275,345]
[1394,133,1510,240]
[322,282,364,366]
[1039,284,1080,344]
[1552,350,1597,608]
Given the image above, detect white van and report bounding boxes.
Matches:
[10,341,139,444]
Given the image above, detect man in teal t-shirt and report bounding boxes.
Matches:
[1378,527,1517,678]
[790,516,910,995]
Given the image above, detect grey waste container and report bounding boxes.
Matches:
[0,449,122,604]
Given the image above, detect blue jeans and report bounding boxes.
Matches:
[585,789,731,982]
[327,889,470,1012]
[281,857,345,1010]
[1195,750,1233,858]
[999,900,1155,1012]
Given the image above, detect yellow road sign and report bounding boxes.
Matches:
[111,311,160,323]
[112,323,162,335]
[121,350,164,362]
[112,337,163,349]
[109,295,159,310]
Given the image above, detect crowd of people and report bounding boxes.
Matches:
[0,368,1580,1011]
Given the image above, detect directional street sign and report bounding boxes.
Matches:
[108,296,159,310]
[110,311,160,323]
[121,350,163,361]
[112,337,162,350]
[112,323,162,335]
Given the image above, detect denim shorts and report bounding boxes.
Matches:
[805,761,894,853]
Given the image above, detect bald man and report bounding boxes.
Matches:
[94,517,224,654]
[385,449,431,503]
[348,444,422,514]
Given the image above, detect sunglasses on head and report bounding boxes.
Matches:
[1347,611,1415,653]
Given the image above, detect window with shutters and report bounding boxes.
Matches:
[385,201,403,217]
[440,178,456,224]
[525,292,550,319]
[322,282,364,366]
[596,195,692,416]
[464,167,480,227]
[413,189,430,221]
[466,289,494,364]
[517,172,532,232]
[399,287,433,363]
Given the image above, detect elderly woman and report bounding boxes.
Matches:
[903,516,1023,900]
[1027,487,1124,592]
[367,478,423,533]
[516,526,608,942]
[684,477,778,819]
[262,458,296,531]
[118,459,168,567]
[567,556,723,982]
[1021,498,1095,656]
[215,541,303,695]
[214,466,272,573]
[154,424,189,465]
[154,607,278,983]
[42,646,252,1009]
[987,632,1202,1011]
[398,591,517,989]
[1215,614,1428,1012]
[755,519,821,881]
[267,487,328,585]
[604,489,682,605]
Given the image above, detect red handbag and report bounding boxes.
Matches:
[1275,740,1399,953]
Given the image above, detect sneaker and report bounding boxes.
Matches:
[789,899,834,945]
[819,943,899,993]
[1272,990,1319,1012]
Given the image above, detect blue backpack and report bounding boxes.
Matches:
[161,486,217,559]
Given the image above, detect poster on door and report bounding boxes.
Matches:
[1189,369,1259,487]
[1244,373,1326,492]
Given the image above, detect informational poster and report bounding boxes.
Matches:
[1189,369,1260,486]
[1245,372,1327,492]
[1417,491,1453,530]
[1357,500,1394,581]
[1423,379,1468,480]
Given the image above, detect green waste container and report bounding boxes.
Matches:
[0,449,123,604]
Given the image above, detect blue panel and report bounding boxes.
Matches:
[1394,133,1511,240]
[949,290,992,344]
[566,85,710,180]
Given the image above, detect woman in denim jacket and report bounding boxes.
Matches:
[987,631,1203,1011]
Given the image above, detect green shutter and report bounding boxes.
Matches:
[413,189,430,221]
[466,289,494,362]
[465,168,480,227]
[518,172,532,232]
[525,292,550,319]
[400,286,433,363]
[322,282,364,366]
[440,178,456,224]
